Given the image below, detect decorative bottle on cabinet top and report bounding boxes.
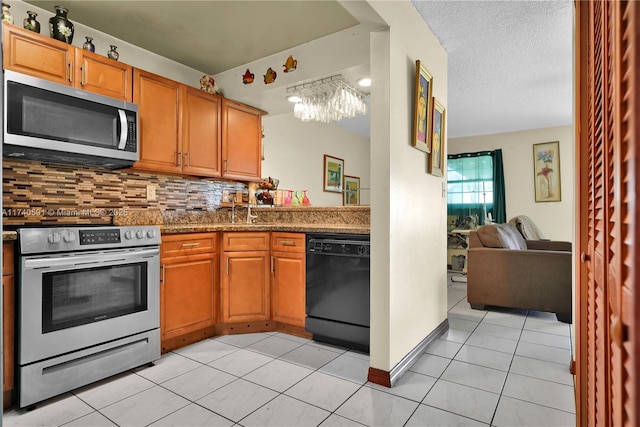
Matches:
[23,10,40,33]
[82,36,95,52]
[1,3,13,24]
[302,190,310,206]
[49,5,74,44]
[107,45,119,61]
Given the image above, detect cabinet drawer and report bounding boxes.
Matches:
[222,232,269,251]
[3,242,14,276]
[162,233,217,256]
[271,232,305,253]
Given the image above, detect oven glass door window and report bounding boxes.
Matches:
[42,262,148,333]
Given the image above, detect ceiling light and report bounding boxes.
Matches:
[286,75,368,123]
[287,95,302,103]
[357,77,371,87]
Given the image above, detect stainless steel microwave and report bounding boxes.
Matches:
[3,70,138,169]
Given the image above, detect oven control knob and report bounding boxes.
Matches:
[124,230,133,240]
[63,232,76,243]
[136,230,145,239]
[146,229,156,239]
[47,232,61,244]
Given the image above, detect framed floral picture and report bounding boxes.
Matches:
[343,175,360,206]
[429,99,446,177]
[533,141,561,202]
[323,154,344,193]
[412,59,434,153]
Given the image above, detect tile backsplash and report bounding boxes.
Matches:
[2,160,246,226]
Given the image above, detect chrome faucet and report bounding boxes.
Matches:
[246,204,258,224]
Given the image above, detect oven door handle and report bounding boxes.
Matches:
[23,248,160,270]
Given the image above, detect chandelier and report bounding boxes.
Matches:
[286,75,368,123]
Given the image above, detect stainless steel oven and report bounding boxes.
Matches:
[16,225,161,408]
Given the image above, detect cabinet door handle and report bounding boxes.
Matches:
[280,240,295,246]
[161,264,165,283]
[181,242,200,247]
[271,256,274,273]
[186,152,190,167]
[80,65,85,86]
[224,159,228,172]
[226,257,229,275]
[177,151,182,167]
[68,60,73,83]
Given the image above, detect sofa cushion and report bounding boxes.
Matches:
[476,225,503,248]
[497,224,528,250]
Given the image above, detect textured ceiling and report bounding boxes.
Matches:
[412,0,574,138]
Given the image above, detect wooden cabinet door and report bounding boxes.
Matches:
[576,2,639,426]
[2,23,72,85]
[220,251,270,323]
[161,253,216,339]
[133,69,182,173]
[271,251,305,327]
[181,87,222,177]
[75,49,132,101]
[2,275,13,393]
[221,99,262,181]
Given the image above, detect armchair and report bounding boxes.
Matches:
[466,224,572,323]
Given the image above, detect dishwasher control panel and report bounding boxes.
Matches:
[307,237,370,257]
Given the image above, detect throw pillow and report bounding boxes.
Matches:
[497,224,527,250]
[475,225,503,248]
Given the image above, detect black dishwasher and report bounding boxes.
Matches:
[305,233,370,352]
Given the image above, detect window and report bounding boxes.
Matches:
[447,152,494,225]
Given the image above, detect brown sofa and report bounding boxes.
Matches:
[467,224,573,323]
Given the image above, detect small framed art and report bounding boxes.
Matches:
[323,154,344,193]
[429,99,446,177]
[343,175,360,206]
[533,141,561,202]
[412,59,434,153]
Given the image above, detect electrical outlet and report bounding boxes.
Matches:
[146,185,156,201]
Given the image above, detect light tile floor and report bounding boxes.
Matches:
[4,273,576,426]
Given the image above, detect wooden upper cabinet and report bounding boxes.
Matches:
[182,87,222,177]
[3,23,72,85]
[2,24,132,101]
[133,69,182,174]
[74,49,132,101]
[221,99,262,181]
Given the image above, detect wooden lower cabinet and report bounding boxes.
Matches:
[160,234,217,352]
[271,233,306,328]
[220,250,270,323]
[220,232,270,324]
[3,241,14,409]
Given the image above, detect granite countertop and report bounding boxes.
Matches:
[3,231,17,241]
[160,222,369,235]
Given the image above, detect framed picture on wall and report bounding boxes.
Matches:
[323,154,344,193]
[412,59,434,153]
[533,141,561,202]
[343,175,360,206]
[429,99,446,177]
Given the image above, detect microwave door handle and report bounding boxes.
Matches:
[117,109,128,150]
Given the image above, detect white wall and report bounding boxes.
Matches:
[6,1,203,86]
[262,113,370,206]
[367,1,448,371]
[449,126,574,242]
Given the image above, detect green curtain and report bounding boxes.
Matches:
[491,149,506,223]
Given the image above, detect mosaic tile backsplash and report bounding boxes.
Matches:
[3,160,246,226]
